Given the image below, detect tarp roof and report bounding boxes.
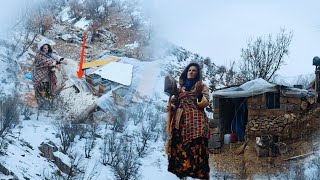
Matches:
[213,78,277,98]
[93,62,133,86]
[213,78,314,98]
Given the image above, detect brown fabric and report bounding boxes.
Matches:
[197,96,209,108]
[174,108,183,129]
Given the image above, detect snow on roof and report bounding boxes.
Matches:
[213,78,277,98]
[93,62,133,86]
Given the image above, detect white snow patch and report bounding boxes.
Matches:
[60,7,71,22]
[125,41,139,49]
[74,17,92,30]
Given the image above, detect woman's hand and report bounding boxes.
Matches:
[195,81,204,95]
[165,103,171,112]
[165,103,176,112]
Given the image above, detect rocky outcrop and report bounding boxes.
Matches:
[38,142,71,176]
[0,163,19,179]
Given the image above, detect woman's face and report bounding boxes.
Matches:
[187,66,198,80]
[42,45,49,54]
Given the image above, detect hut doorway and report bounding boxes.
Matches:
[220,97,248,141]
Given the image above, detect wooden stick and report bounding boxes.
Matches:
[284,152,314,161]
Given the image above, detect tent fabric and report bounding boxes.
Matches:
[213,78,277,98]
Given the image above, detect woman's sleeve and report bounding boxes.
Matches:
[51,54,64,61]
[197,84,210,108]
[35,54,56,68]
[202,84,209,101]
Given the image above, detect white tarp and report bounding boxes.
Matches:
[93,62,133,86]
[213,78,277,98]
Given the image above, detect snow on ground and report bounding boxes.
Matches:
[0,50,187,179]
[60,7,71,22]
[2,113,60,180]
[74,17,92,30]
[125,41,139,49]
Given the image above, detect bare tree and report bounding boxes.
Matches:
[295,74,314,89]
[84,0,104,20]
[113,142,141,180]
[68,0,84,19]
[237,28,293,82]
[25,1,54,36]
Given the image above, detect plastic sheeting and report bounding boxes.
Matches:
[281,87,314,98]
[213,78,277,98]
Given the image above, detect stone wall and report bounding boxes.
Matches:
[246,94,304,139]
[213,93,315,141]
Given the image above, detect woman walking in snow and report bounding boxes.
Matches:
[32,44,66,110]
[166,62,210,179]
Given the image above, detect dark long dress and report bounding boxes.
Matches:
[168,87,210,179]
[34,82,54,110]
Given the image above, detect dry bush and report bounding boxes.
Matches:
[101,128,121,166]
[112,140,141,180]
[0,95,20,154]
[53,119,82,154]
[111,109,127,133]
[84,123,98,158]
[68,0,84,19]
[0,96,20,138]
[135,112,159,157]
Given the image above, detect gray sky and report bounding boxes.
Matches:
[147,0,320,77]
[1,0,319,77]
[0,0,33,38]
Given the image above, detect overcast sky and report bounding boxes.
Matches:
[1,0,319,77]
[0,0,35,39]
[147,0,320,77]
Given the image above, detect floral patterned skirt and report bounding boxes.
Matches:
[34,82,54,110]
[168,124,210,179]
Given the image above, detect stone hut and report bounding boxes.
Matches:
[212,78,315,142]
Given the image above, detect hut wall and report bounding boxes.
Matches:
[246,94,303,139]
